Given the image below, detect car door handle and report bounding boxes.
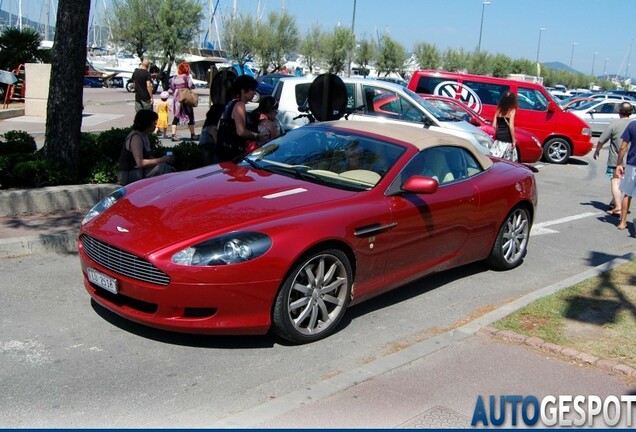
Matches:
[354,222,397,237]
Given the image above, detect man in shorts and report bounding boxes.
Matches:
[132,58,154,112]
[594,101,633,215]
[616,116,636,230]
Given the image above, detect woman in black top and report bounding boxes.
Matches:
[493,91,517,154]
[118,110,175,185]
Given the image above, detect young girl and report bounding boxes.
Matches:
[156,91,170,138]
[249,96,281,145]
[492,91,517,160]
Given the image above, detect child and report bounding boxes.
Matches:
[155,91,170,138]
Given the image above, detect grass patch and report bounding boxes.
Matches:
[493,260,636,368]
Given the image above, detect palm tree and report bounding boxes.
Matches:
[0,28,48,71]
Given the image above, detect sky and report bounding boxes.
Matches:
[12,0,636,78]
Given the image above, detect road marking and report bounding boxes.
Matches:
[532,211,603,236]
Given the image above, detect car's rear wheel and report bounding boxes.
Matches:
[542,137,571,164]
[487,207,530,270]
[272,249,352,344]
[126,81,135,93]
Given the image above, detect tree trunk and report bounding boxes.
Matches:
[43,0,90,179]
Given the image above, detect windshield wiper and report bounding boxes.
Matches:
[241,156,261,170]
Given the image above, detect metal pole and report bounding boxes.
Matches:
[477,1,490,53]
[570,42,578,68]
[603,58,608,78]
[591,52,597,76]
[535,28,545,64]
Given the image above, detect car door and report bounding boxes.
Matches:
[381,146,481,286]
[586,101,620,135]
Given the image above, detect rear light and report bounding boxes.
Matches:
[582,128,592,136]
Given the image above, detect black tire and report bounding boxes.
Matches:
[487,206,531,270]
[126,81,135,93]
[272,249,352,344]
[542,137,571,164]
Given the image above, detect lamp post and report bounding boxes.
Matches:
[603,57,608,78]
[477,1,491,53]
[535,27,546,64]
[570,42,578,68]
[591,52,598,77]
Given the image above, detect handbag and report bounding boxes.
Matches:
[178,87,199,107]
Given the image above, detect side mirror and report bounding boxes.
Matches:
[402,176,439,194]
[547,101,558,112]
[469,117,481,127]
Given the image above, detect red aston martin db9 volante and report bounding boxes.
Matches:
[79,121,537,344]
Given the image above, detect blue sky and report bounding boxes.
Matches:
[15,0,636,77]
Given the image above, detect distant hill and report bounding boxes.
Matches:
[543,61,581,75]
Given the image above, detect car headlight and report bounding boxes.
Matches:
[171,232,272,266]
[82,187,126,225]
[582,127,592,136]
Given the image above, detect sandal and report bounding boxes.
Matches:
[606,208,621,216]
[191,134,199,140]
[171,136,179,142]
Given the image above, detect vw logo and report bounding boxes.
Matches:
[433,81,483,114]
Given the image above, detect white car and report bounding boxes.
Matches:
[273,76,494,154]
[569,99,636,136]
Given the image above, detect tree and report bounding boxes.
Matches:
[492,53,513,77]
[299,24,322,74]
[375,33,407,77]
[319,26,355,74]
[467,51,492,76]
[252,11,299,74]
[413,42,440,70]
[0,28,49,71]
[442,47,468,72]
[43,0,91,178]
[222,13,256,75]
[156,0,204,74]
[354,37,376,75]
[110,0,160,59]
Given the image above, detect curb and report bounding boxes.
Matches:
[477,326,636,379]
[0,231,78,257]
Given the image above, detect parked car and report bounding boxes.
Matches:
[273,76,495,154]
[253,73,293,103]
[374,76,408,87]
[408,70,594,164]
[422,95,543,163]
[568,99,636,136]
[559,96,594,111]
[78,120,537,343]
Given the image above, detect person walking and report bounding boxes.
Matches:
[492,91,517,160]
[169,62,198,142]
[132,58,154,112]
[616,118,636,230]
[593,101,633,216]
[155,91,171,138]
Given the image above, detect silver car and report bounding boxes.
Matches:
[569,99,636,136]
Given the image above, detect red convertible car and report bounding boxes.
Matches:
[422,95,543,163]
[79,121,537,344]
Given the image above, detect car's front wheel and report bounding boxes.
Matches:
[272,249,352,344]
[487,206,530,270]
[542,137,571,164]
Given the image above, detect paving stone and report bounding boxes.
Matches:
[397,405,470,429]
[477,326,499,336]
[524,336,544,348]
[542,343,564,354]
[575,352,599,364]
[498,330,527,343]
[595,359,620,372]
[560,347,580,359]
[613,364,636,376]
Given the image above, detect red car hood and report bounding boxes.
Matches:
[84,164,357,254]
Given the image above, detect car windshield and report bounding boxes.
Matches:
[240,126,407,191]
[576,100,600,111]
[403,87,455,121]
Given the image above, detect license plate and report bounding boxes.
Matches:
[87,267,118,294]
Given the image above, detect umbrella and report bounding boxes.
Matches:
[0,69,18,85]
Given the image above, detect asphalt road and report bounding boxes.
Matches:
[1,148,634,427]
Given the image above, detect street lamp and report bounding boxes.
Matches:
[591,52,598,77]
[477,1,491,53]
[536,27,546,64]
[603,58,609,78]
[570,42,578,68]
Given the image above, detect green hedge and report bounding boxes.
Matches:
[0,129,206,189]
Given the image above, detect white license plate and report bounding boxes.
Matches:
[87,267,118,294]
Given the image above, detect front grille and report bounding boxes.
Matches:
[80,234,170,286]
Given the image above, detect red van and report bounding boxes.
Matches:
[408,70,593,164]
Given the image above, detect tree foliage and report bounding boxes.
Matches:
[156,0,204,73]
[222,12,255,74]
[252,12,299,74]
[0,28,49,70]
[375,33,407,76]
[110,0,159,59]
[413,42,440,71]
[299,24,322,74]
[319,26,355,74]
[43,0,91,178]
[354,37,376,74]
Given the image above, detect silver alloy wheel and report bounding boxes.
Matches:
[544,138,571,164]
[501,208,530,264]
[286,253,349,336]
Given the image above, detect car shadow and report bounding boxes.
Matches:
[566,157,589,166]
[91,299,278,349]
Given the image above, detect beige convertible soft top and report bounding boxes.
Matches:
[325,120,494,170]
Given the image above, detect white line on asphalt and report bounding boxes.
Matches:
[531,211,604,236]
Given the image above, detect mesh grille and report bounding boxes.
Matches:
[81,234,170,286]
